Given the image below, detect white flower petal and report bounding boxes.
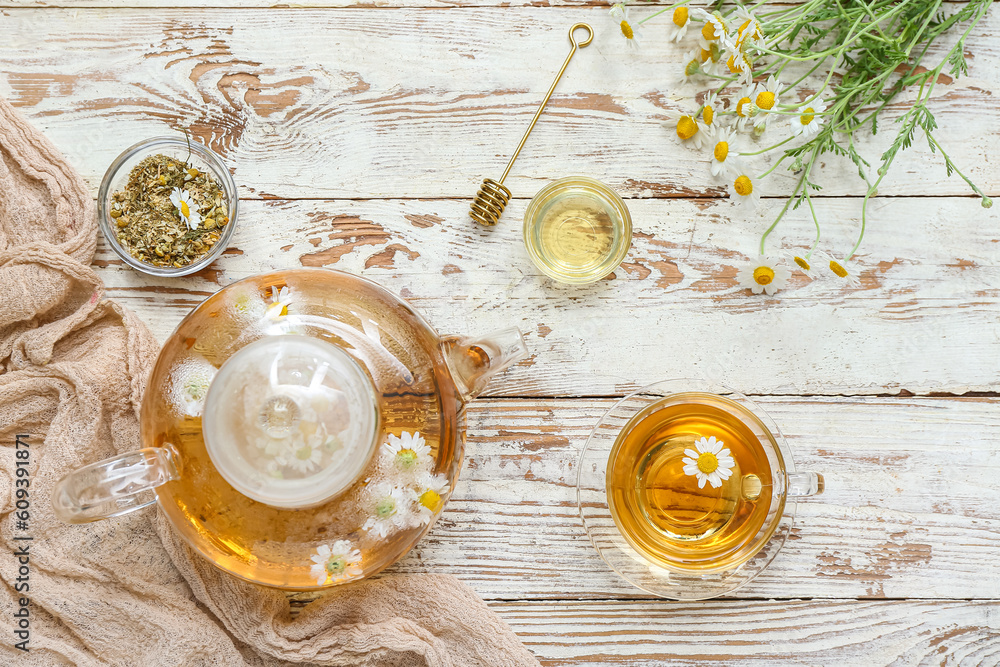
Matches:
[682,457,697,466]
[697,474,707,489]
[683,465,699,476]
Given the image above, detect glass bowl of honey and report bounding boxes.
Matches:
[522,176,632,284]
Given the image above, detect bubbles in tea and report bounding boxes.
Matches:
[606,393,779,572]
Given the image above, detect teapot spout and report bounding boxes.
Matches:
[442,328,528,401]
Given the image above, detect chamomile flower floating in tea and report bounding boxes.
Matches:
[383,431,432,473]
[623,0,992,287]
[265,286,292,321]
[310,541,363,586]
[363,483,420,538]
[682,436,736,489]
[737,255,790,295]
[415,472,450,521]
[166,355,217,417]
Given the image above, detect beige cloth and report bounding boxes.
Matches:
[0,96,539,667]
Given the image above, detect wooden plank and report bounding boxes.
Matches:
[95,197,1000,396]
[384,396,1000,600]
[1,7,997,199]
[490,599,1000,666]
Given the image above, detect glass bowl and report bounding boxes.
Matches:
[577,379,804,600]
[97,137,239,277]
[522,176,631,284]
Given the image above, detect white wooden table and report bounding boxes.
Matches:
[5,2,999,664]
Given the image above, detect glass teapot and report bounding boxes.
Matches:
[52,269,527,589]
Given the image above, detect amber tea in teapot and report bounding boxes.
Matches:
[53,268,528,590]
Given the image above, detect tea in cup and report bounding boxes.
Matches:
[577,379,823,599]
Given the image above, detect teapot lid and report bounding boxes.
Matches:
[202,334,380,508]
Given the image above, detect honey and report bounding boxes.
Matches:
[523,176,631,284]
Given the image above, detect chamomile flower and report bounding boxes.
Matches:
[722,44,754,86]
[752,75,782,128]
[414,472,450,523]
[667,6,690,41]
[701,92,721,131]
[680,50,703,83]
[788,248,829,279]
[829,258,861,287]
[169,188,201,231]
[682,436,736,489]
[285,444,323,474]
[672,114,708,150]
[265,286,292,321]
[695,9,731,50]
[733,6,764,48]
[698,42,725,76]
[362,482,418,539]
[733,85,757,131]
[610,4,642,49]
[737,255,791,295]
[709,126,738,178]
[168,356,216,417]
[728,173,760,208]
[309,541,363,586]
[382,431,432,473]
[791,101,826,138]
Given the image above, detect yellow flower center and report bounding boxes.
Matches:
[800,107,816,125]
[703,105,714,126]
[736,96,751,117]
[701,21,717,41]
[419,489,442,511]
[685,59,700,76]
[697,452,719,474]
[794,256,811,270]
[756,91,776,110]
[179,200,190,218]
[620,20,634,40]
[714,141,728,162]
[676,115,698,140]
[753,266,775,285]
[699,48,711,63]
[673,7,689,27]
[737,19,759,45]
[734,175,753,196]
[830,260,849,278]
[295,446,313,461]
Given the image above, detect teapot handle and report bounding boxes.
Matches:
[51,447,180,524]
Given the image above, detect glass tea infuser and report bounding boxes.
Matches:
[577,379,824,600]
[52,269,528,589]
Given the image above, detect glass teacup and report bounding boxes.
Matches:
[577,379,823,600]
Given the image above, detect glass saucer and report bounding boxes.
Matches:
[576,378,797,600]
